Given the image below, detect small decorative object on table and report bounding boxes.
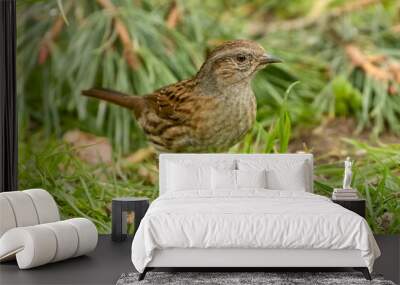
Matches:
[343,156,353,190]
[332,157,359,200]
[112,197,149,242]
[332,188,359,200]
[332,157,365,218]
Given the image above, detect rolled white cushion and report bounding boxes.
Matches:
[65,218,98,257]
[0,226,57,269]
[0,196,17,237]
[23,189,60,223]
[42,221,79,262]
[0,218,98,269]
[0,189,60,238]
[0,191,39,227]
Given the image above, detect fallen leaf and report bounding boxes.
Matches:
[63,129,112,165]
[123,146,155,165]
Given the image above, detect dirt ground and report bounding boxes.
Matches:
[289,117,400,163]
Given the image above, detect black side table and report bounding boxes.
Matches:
[332,199,366,218]
[112,197,149,242]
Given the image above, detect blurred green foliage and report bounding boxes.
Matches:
[332,76,362,117]
[17,0,400,150]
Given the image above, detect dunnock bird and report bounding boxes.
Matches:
[82,40,282,152]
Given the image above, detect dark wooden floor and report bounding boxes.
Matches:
[0,235,134,285]
[0,235,398,285]
[374,235,400,284]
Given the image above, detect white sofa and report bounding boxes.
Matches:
[0,189,98,269]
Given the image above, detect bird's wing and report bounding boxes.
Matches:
[145,79,195,123]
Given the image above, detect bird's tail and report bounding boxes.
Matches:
[82,88,144,117]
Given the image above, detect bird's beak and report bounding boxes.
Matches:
[259,53,283,65]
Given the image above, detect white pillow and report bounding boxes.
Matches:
[236,169,267,189]
[238,159,309,191]
[266,167,307,191]
[167,162,211,191]
[211,169,268,190]
[212,168,236,190]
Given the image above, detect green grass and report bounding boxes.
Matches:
[18,133,158,234]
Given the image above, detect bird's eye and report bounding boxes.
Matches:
[236,55,247,62]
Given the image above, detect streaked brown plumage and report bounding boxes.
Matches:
[82,40,282,152]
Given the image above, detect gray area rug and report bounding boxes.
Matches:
[116,272,395,285]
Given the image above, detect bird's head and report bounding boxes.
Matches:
[196,40,282,92]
